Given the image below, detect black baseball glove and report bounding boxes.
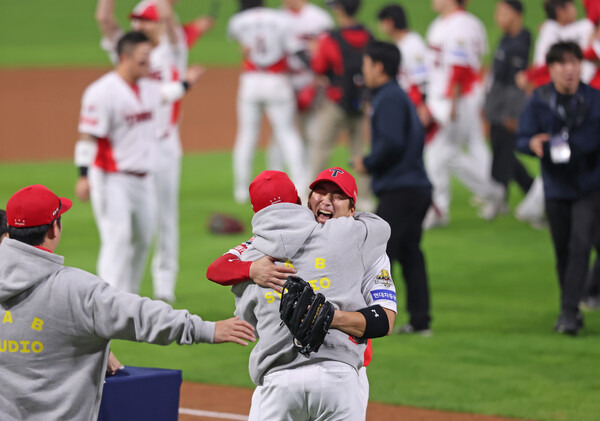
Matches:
[279,276,335,357]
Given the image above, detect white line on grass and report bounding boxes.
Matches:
[179,407,249,420]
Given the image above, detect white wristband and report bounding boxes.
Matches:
[74,139,98,167]
[160,81,186,103]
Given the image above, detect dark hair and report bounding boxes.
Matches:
[8,217,61,247]
[116,31,151,57]
[239,0,263,11]
[377,5,408,30]
[544,0,573,20]
[365,40,401,79]
[546,41,583,65]
[502,0,524,14]
[0,210,7,239]
[328,0,361,17]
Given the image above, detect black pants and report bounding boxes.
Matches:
[376,187,432,329]
[545,190,600,316]
[490,123,534,194]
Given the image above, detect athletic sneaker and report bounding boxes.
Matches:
[553,312,583,336]
[580,295,600,311]
[393,323,432,337]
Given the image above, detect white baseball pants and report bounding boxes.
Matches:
[233,72,308,202]
[89,168,156,293]
[151,134,182,300]
[248,361,365,421]
[425,93,504,216]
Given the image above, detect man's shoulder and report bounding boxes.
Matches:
[85,72,118,96]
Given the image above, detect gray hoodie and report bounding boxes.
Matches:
[0,238,215,421]
[234,204,392,386]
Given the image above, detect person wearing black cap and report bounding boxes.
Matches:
[353,40,433,336]
[484,0,534,209]
[0,184,255,420]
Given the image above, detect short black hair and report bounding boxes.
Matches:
[239,0,262,11]
[327,0,361,17]
[544,0,573,20]
[0,210,7,239]
[8,217,61,247]
[501,0,524,14]
[377,5,408,30]
[116,31,151,57]
[546,41,583,65]
[365,40,401,79]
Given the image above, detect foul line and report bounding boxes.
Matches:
[179,407,249,420]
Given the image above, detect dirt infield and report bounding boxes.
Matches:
[0,67,526,420]
[179,382,525,421]
[0,67,255,162]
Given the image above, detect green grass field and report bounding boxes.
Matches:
[1,149,600,421]
[1,0,600,420]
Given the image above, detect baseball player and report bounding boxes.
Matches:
[95,0,214,301]
[0,184,255,421]
[74,31,202,294]
[422,0,505,228]
[228,0,308,204]
[267,0,334,173]
[207,168,396,418]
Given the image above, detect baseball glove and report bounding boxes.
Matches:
[207,213,244,234]
[279,276,335,357]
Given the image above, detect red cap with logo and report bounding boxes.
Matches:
[6,185,73,228]
[309,167,358,203]
[249,171,300,213]
[130,0,160,21]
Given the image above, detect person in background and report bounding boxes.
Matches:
[353,40,432,335]
[516,42,600,335]
[484,0,534,211]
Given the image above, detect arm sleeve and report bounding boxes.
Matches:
[78,87,110,138]
[515,98,540,156]
[363,96,407,172]
[183,21,204,48]
[362,254,397,313]
[311,34,333,75]
[80,278,215,344]
[206,253,253,286]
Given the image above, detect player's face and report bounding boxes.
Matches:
[283,0,304,11]
[431,0,450,14]
[308,181,355,224]
[494,2,515,31]
[557,3,578,24]
[362,55,377,88]
[549,54,582,94]
[378,19,394,38]
[128,42,153,79]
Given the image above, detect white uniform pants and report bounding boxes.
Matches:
[425,94,503,216]
[233,72,308,202]
[151,134,181,300]
[89,168,156,293]
[248,362,365,421]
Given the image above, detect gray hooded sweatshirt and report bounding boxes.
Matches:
[0,238,215,421]
[234,204,391,386]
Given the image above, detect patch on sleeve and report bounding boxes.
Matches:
[375,269,393,287]
[370,289,397,303]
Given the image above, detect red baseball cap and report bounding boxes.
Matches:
[309,167,358,203]
[130,0,160,22]
[249,171,301,213]
[6,185,72,228]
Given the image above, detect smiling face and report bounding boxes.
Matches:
[308,181,356,224]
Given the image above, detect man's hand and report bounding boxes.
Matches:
[193,16,215,33]
[75,177,91,202]
[186,65,205,87]
[249,256,296,293]
[214,317,256,345]
[352,156,367,175]
[416,103,432,127]
[106,351,124,376]
[529,133,551,158]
